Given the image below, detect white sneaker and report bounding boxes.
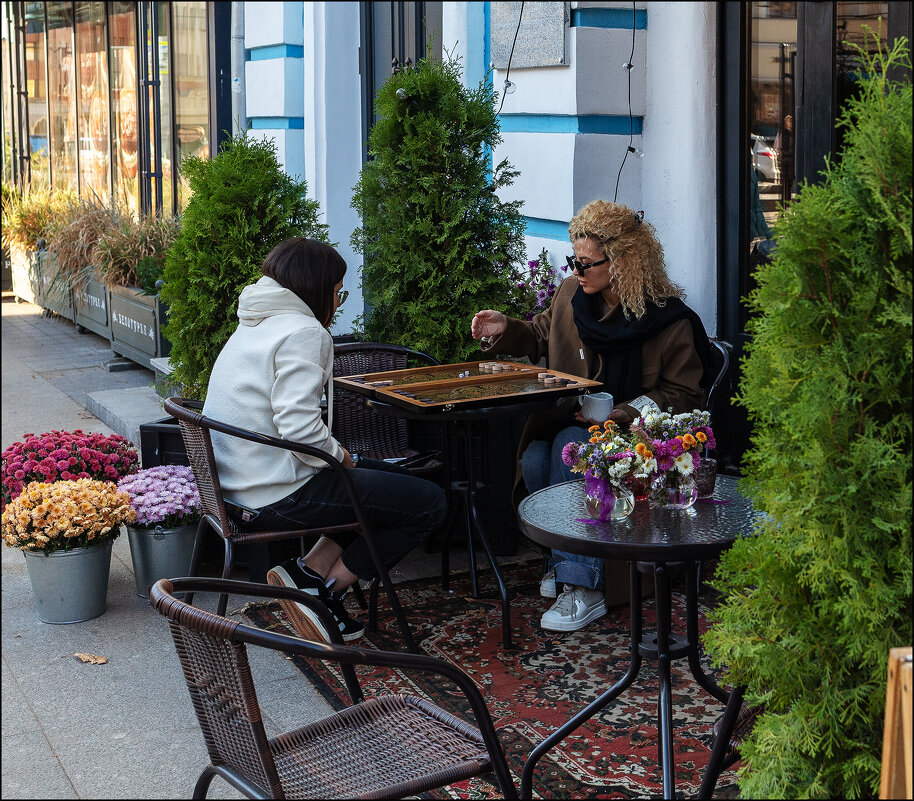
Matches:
[539,568,557,598]
[540,585,607,632]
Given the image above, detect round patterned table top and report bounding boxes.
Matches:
[518,475,763,562]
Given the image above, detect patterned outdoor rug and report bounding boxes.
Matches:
[243,560,740,799]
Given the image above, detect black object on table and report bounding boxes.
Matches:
[367,396,570,650]
[517,475,760,799]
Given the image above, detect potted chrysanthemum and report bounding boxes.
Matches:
[117,465,202,598]
[1,479,136,623]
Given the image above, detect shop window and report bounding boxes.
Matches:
[74,1,109,202]
[109,1,138,213]
[46,2,77,192]
[23,2,49,188]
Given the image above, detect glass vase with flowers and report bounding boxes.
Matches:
[628,408,716,510]
[561,420,646,522]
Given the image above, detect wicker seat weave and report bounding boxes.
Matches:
[151,577,517,800]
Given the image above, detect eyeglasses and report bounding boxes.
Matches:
[336,289,349,305]
[565,255,610,273]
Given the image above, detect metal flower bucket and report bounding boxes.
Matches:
[127,524,197,599]
[22,540,114,624]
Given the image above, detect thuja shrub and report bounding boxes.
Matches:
[704,37,912,799]
[351,51,528,362]
[160,132,329,399]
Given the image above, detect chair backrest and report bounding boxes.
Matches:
[332,342,439,459]
[704,338,733,413]
[155,586,287,798]
[164,397,233,537]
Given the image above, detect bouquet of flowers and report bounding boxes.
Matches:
[1,479,136,555]
[1,430,139,511]
[561,420,653,520]
[117,465,202,529]
[515,247,565,320]
[628,408,715,477]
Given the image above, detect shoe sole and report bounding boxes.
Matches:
[540,600,608,632]
[266,566,333,644]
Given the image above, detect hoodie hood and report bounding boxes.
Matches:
[236,276,317,327]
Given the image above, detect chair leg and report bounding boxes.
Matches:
[368,578,379,632]
[184,519,210,608]
[192,765,219,799]
[217,539,234,617]
[351,581,368,610]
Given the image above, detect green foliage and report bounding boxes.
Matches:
[350,50,528,362]
[159,132,329,399]
[703,36,912,799]
[1,184,71,252]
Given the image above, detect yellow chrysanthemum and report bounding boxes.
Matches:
[696,431,707,443]
[635,443,647,455]
[683,433,697,447]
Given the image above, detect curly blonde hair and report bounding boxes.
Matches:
[568,200,683,318]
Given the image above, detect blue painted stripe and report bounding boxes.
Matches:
[249,44,304,61]
[571,8,647,30]
[499,114,643,135]
[248,117,305,130]
[524,216,571,241]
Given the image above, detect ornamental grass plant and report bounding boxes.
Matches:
[703,35,912,799]
[117,465,201,529]
[1,479,136,555]
[0,184,71,252]
[1,430,139,511]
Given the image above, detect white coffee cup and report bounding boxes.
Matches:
[580,392,614,422]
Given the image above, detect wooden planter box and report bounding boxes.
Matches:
[73,277,111,340]
[10,247,39,305]
[108,284,171,370]
[35,251,75,322]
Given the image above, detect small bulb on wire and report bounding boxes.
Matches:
[622,61,634,71]
[503,79,516,95]
[627,145,644,159]
[396,88,409,101]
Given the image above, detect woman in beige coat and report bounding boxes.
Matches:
[471,201,714,633]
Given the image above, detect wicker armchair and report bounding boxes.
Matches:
[151,577,517,800]
[332,342,443,475]
[163,397,417,651]
[705,338,733,413]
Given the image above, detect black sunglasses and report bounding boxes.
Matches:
[565,255,610,273]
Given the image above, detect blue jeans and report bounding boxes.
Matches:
[520,425,605,591]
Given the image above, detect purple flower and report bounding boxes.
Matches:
[561,442,579,466]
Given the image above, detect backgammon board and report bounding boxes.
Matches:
[333,360,602,413]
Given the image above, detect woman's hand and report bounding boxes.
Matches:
[471,309,507,340]
[340,448,357,469]
[573,408,634,428]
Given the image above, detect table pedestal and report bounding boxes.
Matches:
[521,560,732,799]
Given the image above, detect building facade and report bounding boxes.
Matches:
[4,1,910,467]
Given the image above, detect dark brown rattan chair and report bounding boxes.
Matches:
[332,342,443,475]
[704,338,733,413]
[163,397,417,651]
[151,576,518,800]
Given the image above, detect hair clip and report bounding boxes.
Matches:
[633,210,644,229]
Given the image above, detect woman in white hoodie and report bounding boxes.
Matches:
[203,237,447,642]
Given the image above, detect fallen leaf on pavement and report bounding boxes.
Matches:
[74,653,108,664]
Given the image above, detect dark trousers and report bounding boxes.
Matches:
[243,458,447,580]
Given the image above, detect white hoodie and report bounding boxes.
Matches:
[202,276,346,508]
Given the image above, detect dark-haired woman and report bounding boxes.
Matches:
[203,237,447,642]
[472,201,715,633]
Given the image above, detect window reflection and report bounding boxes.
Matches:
[23,2,49,188]
[75,1,109,201]
[109,2,138,213]
[46,2,77,191]
[173,1,210,210]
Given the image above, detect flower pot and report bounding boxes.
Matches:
[74,276,111,339]
[127,523,197,598]
[695,457,718,497]
[22,540,114,624]
[35,250,75,322]
[10,247,39,305]
[584,482,635,521]
[650,471,698,511]
[108,284,171,370]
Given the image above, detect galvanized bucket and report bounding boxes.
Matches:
[127,524,197,599]
[22,540,113,624]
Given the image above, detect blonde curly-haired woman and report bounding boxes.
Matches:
[471,200,715,632]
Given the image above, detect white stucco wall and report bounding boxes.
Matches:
[643,2,718,333]
[301,1,363,336]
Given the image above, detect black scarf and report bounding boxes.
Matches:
[571,288,716,402]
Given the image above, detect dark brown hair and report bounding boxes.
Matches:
[260,237,346,326]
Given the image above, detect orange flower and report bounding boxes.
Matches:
[683,433,697,448]
[635,443,648,455]
[588,425,601,433]
[589,437,600,443]
[604,420,617,430]
[696,431,707,443]
[645,450,654,460]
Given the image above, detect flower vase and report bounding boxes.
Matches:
[22,540,114,623]
[627,476,652,502]
[649,471,698,510]
[127,523,197,599]
[585,483,636,521]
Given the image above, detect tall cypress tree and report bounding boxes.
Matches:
[704,37,912,799]
[351,52,528,362]
[160,132,329,399]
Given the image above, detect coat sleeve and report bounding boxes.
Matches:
[616,318,705,418]
[269,329,346,465]
[491,277,578,361]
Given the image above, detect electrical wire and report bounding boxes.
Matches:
[612,1,638,203]
[497,1,525,116]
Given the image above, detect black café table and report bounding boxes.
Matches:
[517,475,760,799]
